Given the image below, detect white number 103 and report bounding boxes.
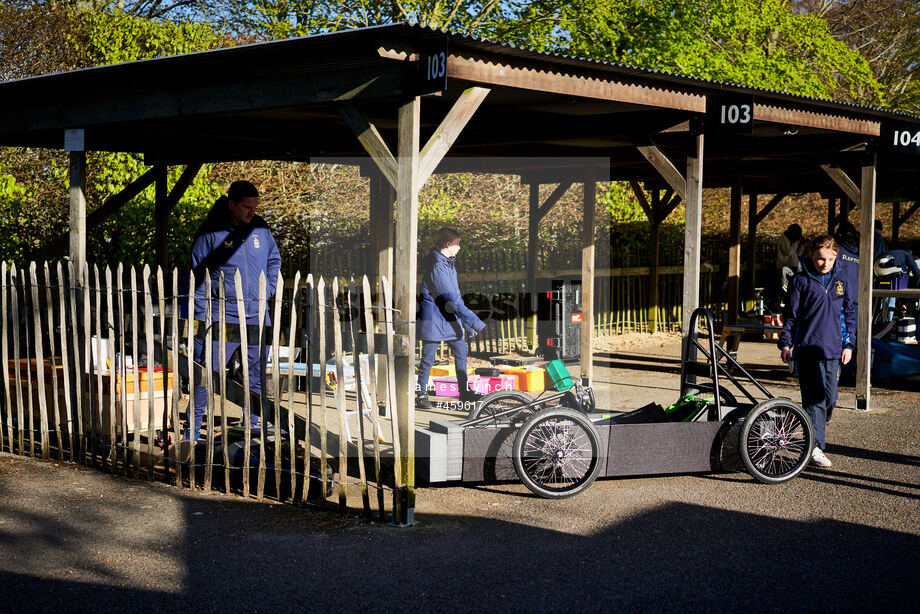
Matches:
[721,104,751,124]
[427,52,446,81]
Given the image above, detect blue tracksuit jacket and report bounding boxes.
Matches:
[190,214,281,323]
[417,250,485,342]
[779,263,856,361]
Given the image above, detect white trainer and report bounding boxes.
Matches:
[811,447,832,468]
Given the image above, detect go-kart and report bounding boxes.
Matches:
[417,308,815,498]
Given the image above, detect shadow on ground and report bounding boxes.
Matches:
[0,470,918,612]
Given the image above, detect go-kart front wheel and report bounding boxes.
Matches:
[740,398,814,484]
[512,407,602,499]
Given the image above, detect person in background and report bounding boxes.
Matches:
[188,180,281,440]
[776,223,805,272]
[779,235,855,468]
[874,219,888,261]
[416,228,486,409]
[833,221,860,299]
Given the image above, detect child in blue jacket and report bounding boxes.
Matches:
[779,235,856,468]
[416,228,486,408]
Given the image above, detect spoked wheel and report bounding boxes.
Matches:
[740,398,814,484]
[467,390,534,425]
[512,407,602,498]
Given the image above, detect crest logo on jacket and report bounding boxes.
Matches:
[253,236,261,249]
[223,240,233,248]
[835,281,844,296]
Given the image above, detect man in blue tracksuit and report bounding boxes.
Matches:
[188,180,281,439]
[779,235,856,468]
[415,228,486,408]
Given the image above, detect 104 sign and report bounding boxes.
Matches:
[884,123,920,154]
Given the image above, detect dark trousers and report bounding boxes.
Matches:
[796,357,840,450]
[416,338,469,398]
[189,337,267,439]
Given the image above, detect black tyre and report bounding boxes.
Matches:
[740,398,814,484]
[512,407,602,499]
[467,390,534,425]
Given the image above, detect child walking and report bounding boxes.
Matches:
[779,235,856,468]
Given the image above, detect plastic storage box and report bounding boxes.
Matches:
[544,359,573,391]
[503,366,546,392]
[469,374,518,395]
[432,376,461,397]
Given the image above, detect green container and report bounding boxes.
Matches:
[544,359,574,391]
[664,394,711,422]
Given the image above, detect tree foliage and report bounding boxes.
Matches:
[506,0,884,105]
[797,0,920,113]
[0,4,234,264]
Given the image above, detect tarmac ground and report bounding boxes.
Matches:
[1,336,918,612]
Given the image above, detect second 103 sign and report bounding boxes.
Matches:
[706,94,755,134]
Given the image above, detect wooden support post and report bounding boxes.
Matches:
[154,165,169,271]
[682,134,704,368]
[727,179,742,326]
[855,153,877,411]
[393,96,420,525]
[527,183,539,348]
[581,168,596,386]
[370,168,394,284]
[69,151,87,274]
[746,193,757,299]
[370,167,395,410]
[648,214,661,334]
[524,181,572,348]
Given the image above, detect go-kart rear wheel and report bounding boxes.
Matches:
[740,398,814,484]
[512,407,602,499]
[467,390,534,424]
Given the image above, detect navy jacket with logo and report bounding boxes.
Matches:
[417,250,485,342]
[190,214,281,324]
[779,262,856,361]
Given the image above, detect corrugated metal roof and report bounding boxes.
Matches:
[400,22,919,122]
[3,20,916,124]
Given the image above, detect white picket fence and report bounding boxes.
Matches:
[0,261,404,520]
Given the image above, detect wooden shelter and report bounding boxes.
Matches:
[2,23,919,522]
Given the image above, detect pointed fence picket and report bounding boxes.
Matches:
[0,261,435,522]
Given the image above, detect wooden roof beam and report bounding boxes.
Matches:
[443,54,705,112]
[418,86,490,188]
[821,164,861,203]
[636,144,687,201]
[340,104,398,188]
[754,104,879,137]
